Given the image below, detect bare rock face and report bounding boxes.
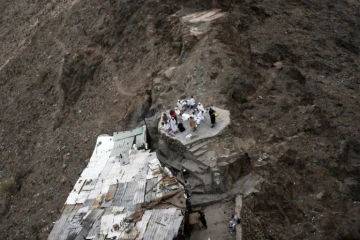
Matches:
[0,0,360,239]
[217,153,252,192]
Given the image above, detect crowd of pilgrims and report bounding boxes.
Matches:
[160,96,217,135]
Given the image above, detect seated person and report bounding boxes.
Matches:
[182,113,190,121]
[160,121,171,133]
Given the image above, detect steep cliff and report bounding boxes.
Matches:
[0,0,359,239]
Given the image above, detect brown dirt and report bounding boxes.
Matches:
[0,0,359,239]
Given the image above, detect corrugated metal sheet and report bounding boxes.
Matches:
[133,179,146,205]
[50,205,82,240]
[136,210,153,239]
[113,126,144,140]
[142,209,183,240]
[48,126,184,240]
[135,125,147,148]
[111,182,127,207]
[48,205,77,240]
[100,214,114,236]
[110,136,134,159]
[105,184,117,201]
[75,209,104,240]
[91,234,105,240]
[86,217,102,239]
[121,182,140,208]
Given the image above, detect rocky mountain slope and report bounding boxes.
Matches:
[0,0,359,239]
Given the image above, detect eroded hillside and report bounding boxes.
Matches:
[0,0,359,239]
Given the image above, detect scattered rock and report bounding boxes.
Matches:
[273,61,283,69]
[287,68,306,86]
[62,153,70,162]
[153,77,161,84]
[316,191,324,199]
[164,67,176,79]
[60,175,67,184]
[209,71,218,79]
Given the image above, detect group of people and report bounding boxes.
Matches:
[159,96,218,135]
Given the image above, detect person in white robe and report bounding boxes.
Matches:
[163,121,171,132]
[175,107,181,116]
[196,110,204,124]
[188,96,196,109]
[170,117,178,133]
[182,113,190,121]
[197,103,205,112]
[177,100,183,110]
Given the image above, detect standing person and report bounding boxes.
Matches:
[177,100,183,110]
[229,214,239,232]
[186,197,192,211]
[182,168,189,179]
[189,96,196,109]
[209,108,216,128]
[170,117,178,133]
[192,111,199,125]
[184,180,192,197]
[189,116,197,131]
[169,109,177,123]
[199,210,207,229]
[175,107,181,117]
[196,110,204,124]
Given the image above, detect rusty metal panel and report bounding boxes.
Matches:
[105,184,117,201]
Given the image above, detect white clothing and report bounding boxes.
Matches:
[180,100,189,111]
[170,119,178,132]
[182,113,190,121]
[197,103,205,112]
[229,220,236,230]
[192,114,200,125]
[175,108,181,116]
[194,112,204,125]
[188,98,196,106]
[177,101,183,109]
[229,216,239,230]
[197,111,204,122]
[163,122,170,132]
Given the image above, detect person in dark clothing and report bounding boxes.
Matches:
[199,210,207,229]
[209,108,216,128]
[186,197,192,211]
[178,122,186,132]
[184,180,192,197]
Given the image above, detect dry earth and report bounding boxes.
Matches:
[0,0,359,239]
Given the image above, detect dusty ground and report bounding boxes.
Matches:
[190,201,236,240]
[0,0,360,239]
